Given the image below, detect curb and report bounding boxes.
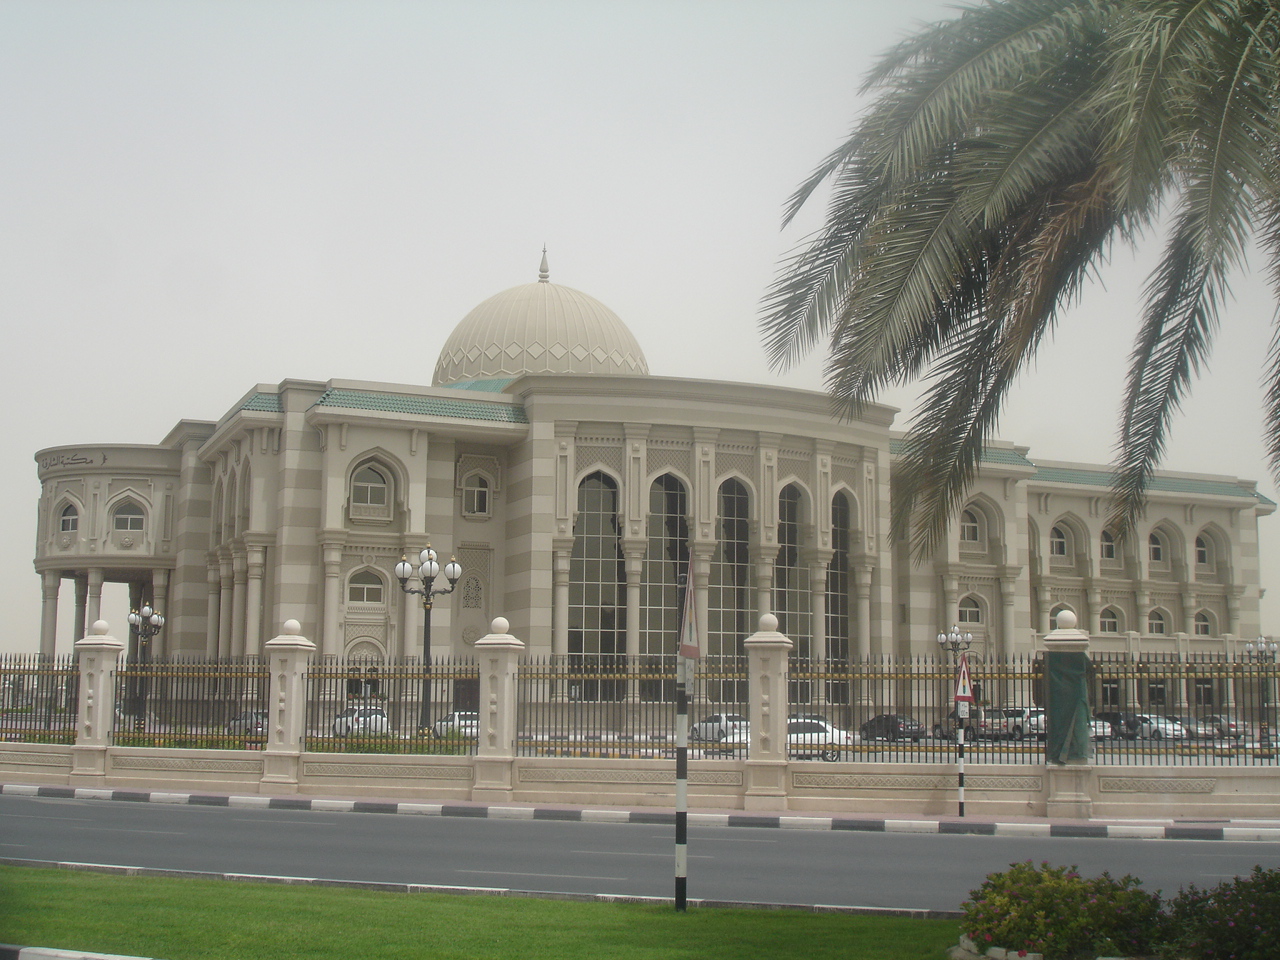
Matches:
[5,782,1280,841]
[0,947,160,960]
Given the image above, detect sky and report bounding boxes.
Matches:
[3,0,1277,655]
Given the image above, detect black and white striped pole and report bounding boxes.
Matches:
[938,626,974,818]
[674,560,699,911]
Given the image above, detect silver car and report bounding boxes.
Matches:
[432,711,479,738]
[332,705,390,737]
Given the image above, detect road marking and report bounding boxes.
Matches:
[456,869,627,881]
[230,818,338,826]
[2,814,94,821]
[570,849,713,858]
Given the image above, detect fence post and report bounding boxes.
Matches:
[71,620,124,783]
[261,619,315,791]
[743,613,793,811]
[472,617,525,802]
[1044,609,1094,818]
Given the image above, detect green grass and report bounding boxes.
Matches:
[0,865,961,960]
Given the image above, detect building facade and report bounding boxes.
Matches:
[33,263,1273,665]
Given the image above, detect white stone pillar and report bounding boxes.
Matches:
[151,569,170,658]
[743,613,793,811]
[322,542,343,660]
[231,552,248,658]
[205,565,221,658]
[86,568,104,626]
[261,619,317,790]
[71,621,124,783]
[244,546,265,657]
[218,558,234,658]
[40,571,60,657]
[552,544,572,657]
[854,563,873,660]
[472,617,526,802]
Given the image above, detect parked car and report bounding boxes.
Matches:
[1095,711,1143,740]
[991,707,1045,740]
[932,707,993,740]
[226,710,267,736]
[1166,714,1217,739]
[332,705,391,737]
[860,713,925,742]
[432,711,479,738]
[1131,714,1186,740]
[1089,717,1114,739]
[690,713,748,742]
[1204,714,1246,739]
[716,718,855,761]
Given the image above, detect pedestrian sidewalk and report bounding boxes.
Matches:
[5,781,1280,841]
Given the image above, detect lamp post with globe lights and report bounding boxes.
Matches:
[126,604,164,732]
[1245,636,1278,746]
[395,546,462,732]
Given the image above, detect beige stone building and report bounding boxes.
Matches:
[33,261,1273,666]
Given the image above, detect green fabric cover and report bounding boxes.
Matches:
[1045,650,1091,763]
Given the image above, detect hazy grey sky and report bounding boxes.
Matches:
[4,0,1276,653]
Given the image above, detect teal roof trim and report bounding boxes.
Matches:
[890,439,1034,469]
[240,393,283,413]
[314,388,528,424]
[449,378,517,393]
[1035,465,1264,501]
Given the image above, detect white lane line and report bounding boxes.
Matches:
[569,850,714,858]
[456,869,627,881]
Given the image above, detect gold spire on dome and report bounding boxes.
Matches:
[538,246,549,282]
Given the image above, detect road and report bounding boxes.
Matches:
[5,795,1280,911]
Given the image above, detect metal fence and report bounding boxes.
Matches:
[0,654,78,744]
[303,658,479,755]
[111,657,269,748]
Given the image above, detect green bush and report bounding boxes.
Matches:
[1159,866,1280,960]
[961,861,1163,960]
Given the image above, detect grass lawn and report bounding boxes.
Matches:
[0,865,961,960]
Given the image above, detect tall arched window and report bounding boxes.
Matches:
[708,478,751,660]
[569,472,625,699]
[1148,532,1166,564]
[773,484,810,656]
[1099,607,1120,633]
[1194,611,1212,637]
[1050,526,1068,557]
[59,504,78,533]
[462,473,490,517]
[958,596,982,624]
[826,492,852,663]
[113,502,144,531]
[959,509,981,543]
[639,474,689,660]
[347,570,385,604]
[1100,530,1117,560]
[1195,535,1211,566]
[1147,609,1167,634]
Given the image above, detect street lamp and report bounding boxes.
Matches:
[395,546,462,731]
[126,603,164,732]
[937,625,973,817]
[1245,636,1278,745]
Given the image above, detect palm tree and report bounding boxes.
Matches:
[761,0,1280,557]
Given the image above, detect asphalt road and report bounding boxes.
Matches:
[3,794,1279,911]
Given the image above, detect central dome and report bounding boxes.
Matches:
[433,254,649,386]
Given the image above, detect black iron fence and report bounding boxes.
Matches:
[111,657,269,748]
[0,654,77,744]
[303,658,479,755]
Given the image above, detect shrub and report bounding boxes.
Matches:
[961,861,1163,960]
[1159,866,1280,960]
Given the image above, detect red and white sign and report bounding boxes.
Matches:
[954,653,975,703]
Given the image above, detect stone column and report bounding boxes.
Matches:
[151,569,170,658]
[73,576,88,653]
[231,551,248,658]
[1043,609,1094,819]
[472,617,526,802]
[244,546,265,657]
[743,613,793,811]
[261,620,317,791]
[998,574,1017,658]
[853,563,873,660]
[551,543,572,658]
[86,568,104,626]
[322,542,343,660]
[807,558,829,665]
[71,620,124,783]
[39,571,60,657]
[218,557,234,658]
[205,565,221,658]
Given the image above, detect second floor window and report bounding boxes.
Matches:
[347,570,384,604]
[958,596,982,624]
[462,473,490,517]
[1148,533,1165,564]
[113,502,143,531]
[1147,610,1167,634]
[1100,608,1119,633]
[352,466,388,507]
[59,505,78,533]
[1050,526,1067,556]
[1100,530,1117,560]
[959,510,980,543]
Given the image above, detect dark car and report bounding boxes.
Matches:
[859,713,924,742]
[1095,711,1142,740]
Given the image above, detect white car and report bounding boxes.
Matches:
[432,711,479,738]
[690,713,748,741]
[716,718,855,761]
[331,705,391,737]
[992,707,1046,740]
[1132,715,1186,740]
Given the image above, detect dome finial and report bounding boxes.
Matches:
[538,245,549,283]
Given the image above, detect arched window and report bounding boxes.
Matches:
[1195,536,1211,566]
[113,502,144,531]
[708,478,751,660]
[1148,532,1165,564]
[1194,611,1212,637]
[347,570,384,604]
[826,492,852,663]
[569,473,625,699]
[639,474,689,661]
[1099,607,1120,633]
[462,473,490,517]
[1050,526,1068,557]
[773,485,810,654]
[958,596,982,624]
[959,509,981,543]
[59,504,78,533]
[1147,609,1167,634]
[1100,529,1117,560]
[352,465,389,506]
